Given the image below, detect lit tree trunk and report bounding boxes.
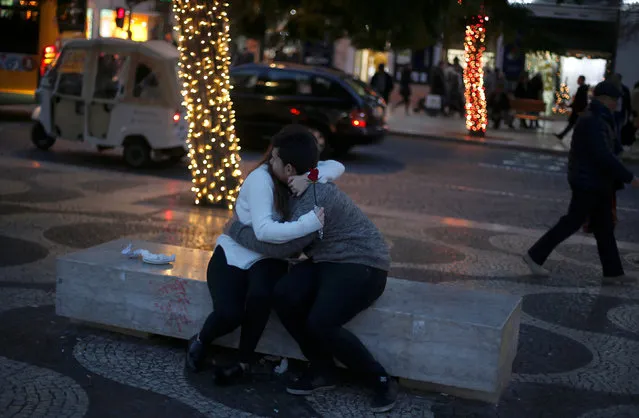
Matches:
[462,13,488,137]
[173,0,243,208]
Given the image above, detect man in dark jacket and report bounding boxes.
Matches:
[524,81,639,285]
[556,75,589,140]
[370,64,394,104]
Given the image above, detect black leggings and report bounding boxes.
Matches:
[198,247,289,363]
[273,260,388,382]
[395,93,411,113]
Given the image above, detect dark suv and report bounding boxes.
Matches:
[230,63,387,156]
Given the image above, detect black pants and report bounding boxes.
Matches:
[273,260,388,382]
[394,93,411,114]
[528,187,624,277]
[198,247,288,363]
[558,112,579,138]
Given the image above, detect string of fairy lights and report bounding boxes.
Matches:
[462,13,488,136]
[172,0,242,209]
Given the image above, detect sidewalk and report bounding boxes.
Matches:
[387,111,639,161]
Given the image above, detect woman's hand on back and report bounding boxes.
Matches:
[223,211,239,235]
[288,175,310,197]
[314,206,325,227]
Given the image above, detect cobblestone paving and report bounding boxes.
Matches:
[0,356,89,418]
[0,136,638,418]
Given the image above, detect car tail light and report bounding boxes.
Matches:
[173,111,181,123]
[40,44,58,77]
[290,107,301,116]
[350,109,367,128]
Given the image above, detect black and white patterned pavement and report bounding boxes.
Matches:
[0,125,638,417]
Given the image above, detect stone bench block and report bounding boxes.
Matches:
[56,239,521,403]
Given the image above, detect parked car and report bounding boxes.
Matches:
[230,62,387,156]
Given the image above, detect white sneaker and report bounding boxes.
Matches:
[522,253,550,277]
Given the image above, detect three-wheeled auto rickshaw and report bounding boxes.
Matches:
[31,38,187,168]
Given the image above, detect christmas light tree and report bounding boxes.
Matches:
[172,0,242,209]
[553,83,571,115]
[463,13,488,136]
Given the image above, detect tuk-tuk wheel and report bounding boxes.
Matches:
[123,137,151,168]
[31,123,56,150]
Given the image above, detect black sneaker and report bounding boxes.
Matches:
[214,363,247,386]
[286,370,336,395]
[370,375,398,413]
[186,334,206,372]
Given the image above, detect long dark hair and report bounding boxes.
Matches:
[248,125,319,220]
[248,144,291,220]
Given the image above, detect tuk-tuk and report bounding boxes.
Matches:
[31,38,187,168]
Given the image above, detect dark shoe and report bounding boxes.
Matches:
[214,363,247,386]
[602,274,637,285]
[370,375,399,413]
[554,133,564,140]
[186,334,206,372]
[286,369,336,395]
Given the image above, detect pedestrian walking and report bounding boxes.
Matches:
[446,59,464,117]
[555,75,589,140]
[393,66,412,115]
[523,81,639,285]
[370,63,394,105]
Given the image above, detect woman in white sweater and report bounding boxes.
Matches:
[186,125,345,385]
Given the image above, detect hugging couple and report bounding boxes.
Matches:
[185,125,397,413]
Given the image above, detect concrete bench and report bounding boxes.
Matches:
[56,238,522,403]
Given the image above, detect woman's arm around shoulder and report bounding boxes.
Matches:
[316,160,345,183]
[244,166,322,244]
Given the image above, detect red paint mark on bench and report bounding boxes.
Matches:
[153,278,192,333]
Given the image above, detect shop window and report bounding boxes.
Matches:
[230,69,259,94]
[258,69,310,96]
[133,63,161,100]
[54,49,88,97]
[98,9,150,42]
[94,53,129,99]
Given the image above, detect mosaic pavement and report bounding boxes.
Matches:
[0,156,638,418]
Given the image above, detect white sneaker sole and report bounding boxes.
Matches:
[370,400,396,413]
[522,254,550,277]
